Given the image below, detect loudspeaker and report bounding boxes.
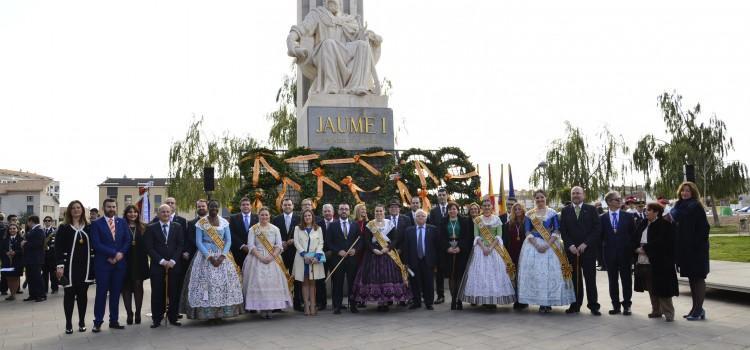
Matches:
[203,167,215,192]
[684,164,696,183]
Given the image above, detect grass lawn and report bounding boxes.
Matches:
[710,236,750,262]
[710,224,740,235]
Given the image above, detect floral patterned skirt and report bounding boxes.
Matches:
[180,250,244,320]
[352,252,412,304]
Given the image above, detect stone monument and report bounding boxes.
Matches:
[287,0,394,150]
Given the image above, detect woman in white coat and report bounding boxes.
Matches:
[292,209,325,316]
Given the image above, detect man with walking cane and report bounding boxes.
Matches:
[559,186,602,315]
[145,205,184,328]
[325,203,362,315]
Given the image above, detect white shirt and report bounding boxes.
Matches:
[158,221,174,265]
[284,213,293,231]
[416,225,427,256]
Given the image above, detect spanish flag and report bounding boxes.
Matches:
[487,164,496,212]
[498,164,507,216]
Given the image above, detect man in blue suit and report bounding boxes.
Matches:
[600,191,636,316]
[90,198,132,332]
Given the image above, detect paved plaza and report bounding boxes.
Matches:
[1,270,749,350]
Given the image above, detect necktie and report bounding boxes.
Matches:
[575,206,581,219]
[108,218,116,240]
[342,221,349,239]
[243,215,249,232]
[392,216,397,226]
[162,224,169,240]
[612,213,619,232]
[441,206,446,216]
[417,226,425,259]
[285,215,291,232]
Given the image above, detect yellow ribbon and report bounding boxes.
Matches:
[340,176,380,204]
[528,209,572,281]
[413,160,439,212]
[393,174,413,207]
[284,154,320,163]
[473,216,516,282]
[240,154,281,188]
[320,151,391,176]
[311,168,341,206]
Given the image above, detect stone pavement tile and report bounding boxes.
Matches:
[437,333,501,347]
[400,341,458,350]
[684,341,747,350]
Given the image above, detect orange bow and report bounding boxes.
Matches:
[320,151,391,176]
[444,170,479,181]
[284,154,320,163]
[393,174,413,207]
[251,191,265,214]
[275,177,302,213]
[340,176,380,204]
[413,160,439,212]
[240,154,280,188]
[311,168,341,206]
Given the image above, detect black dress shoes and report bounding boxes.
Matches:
[591,309,602,316]
[169,321,182,326]
[150,323,161,329]
[109,322,125,330]
[434,297,445,305]
[92,324,102,333]
[22,297,35,302]
[623,307,632,316]
[565,307,580,314]
[609,309,621,315]
[126,313,134,325]
[349,306,359,314]
[333,307,342,315]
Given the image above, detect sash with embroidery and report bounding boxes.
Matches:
[199,217,242,279]
[367,220,409,286]
[473,216,516,281]
[251,224,294,295]
[528,210,572,281]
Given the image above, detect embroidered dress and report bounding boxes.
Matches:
[352,219,412,304]
[517,208,575,306]
[181,216,244,319]
[457,215,516,305]
[242,223,293,311]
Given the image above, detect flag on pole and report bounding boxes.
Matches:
[137,181,153,223]
[487,164,496,212]
[498,164,507,216]
[508,164,516,201]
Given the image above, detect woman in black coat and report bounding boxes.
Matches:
[122,205,149,325]
[1,223,24,301]
[439,202,473,310]
[55,200,95,334]
[669,182,709,321]
[636,202,679,322]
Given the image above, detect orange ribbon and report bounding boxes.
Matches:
[413,160,439,212]
[340,176,380,204]
[275,177,302,213]
[284,154,320,163]
[418,188,431,213]
[393,174,413,207]
[444,170,479,181]
[251,191,264,214]
[311,168,341,206]
[320,151,391,176]
[240,154,281,188]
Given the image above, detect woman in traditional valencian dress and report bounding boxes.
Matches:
[54,200,95,334]
[352,204,412,312]
[517,190,575,313]
[458,199,516,307]
[182,200,244,321]
[243,207,293,319]
[292,209,325,316]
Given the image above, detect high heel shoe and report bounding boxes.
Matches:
[65,328,73,335]
[135,314,141,324]
[126,312,134,325]
[686,309,706,321]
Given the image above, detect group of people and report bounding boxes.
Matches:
[0,180,711,334]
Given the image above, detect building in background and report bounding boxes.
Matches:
[0,169,60,223]
[97,176,193,219]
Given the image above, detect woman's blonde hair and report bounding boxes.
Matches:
[676,181,702,203]
[353,203,368,221]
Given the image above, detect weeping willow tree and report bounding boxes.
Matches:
[632,92,748,225]
[530,122,630,203]
[168,117,259,212]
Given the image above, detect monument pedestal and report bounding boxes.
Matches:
[297,94,394,151]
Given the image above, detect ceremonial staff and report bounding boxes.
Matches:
[325,236,360,282]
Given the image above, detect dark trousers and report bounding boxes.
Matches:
[606,256,632,309]
[410,259,435,306]
[434,265,445,299]
[63,283,89,328]
[331,258,357,309]
[94,264,126,325]
[567,250,600,310]
[25,264,44,298]
[316,278,327,307]
[150,267,180,324]
[0,275,7,293]
[42,258,59,293]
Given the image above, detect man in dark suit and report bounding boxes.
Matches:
[600,191,636,316]
[272,198,301,311]
[184,199,208,263]
[407,197,421,226]
[90,198,132,332]
[316,203,336,311]
[327,203,362,314]
[427,188,449,304]
[155,197,189,318]
[228,197,258,267]
[144,204,185,328]
[41,216,59,294]
[559,186,602,315]
[387,199,410,253]
[21,216,46,302]
[404,209,439,310]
